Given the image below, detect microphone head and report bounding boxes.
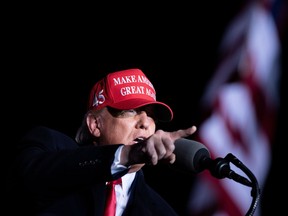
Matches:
[173,138,210,174]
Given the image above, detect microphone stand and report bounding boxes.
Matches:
[203,153,261,216]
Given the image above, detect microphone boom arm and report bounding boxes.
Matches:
[202,153,261,216]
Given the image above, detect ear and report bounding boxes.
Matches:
[86,112,101,137]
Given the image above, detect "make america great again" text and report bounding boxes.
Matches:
[112,74,156,100]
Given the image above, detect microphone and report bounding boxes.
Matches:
[173,138,253,186]
[173,139,260,215]
[173,138,210,174]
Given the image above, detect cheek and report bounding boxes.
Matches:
[148,124,156,134]
[106,120,134,143]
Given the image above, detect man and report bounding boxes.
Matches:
[8,68,196,215]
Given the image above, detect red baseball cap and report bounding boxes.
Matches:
[88,68,173,122]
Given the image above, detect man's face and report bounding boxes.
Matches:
[96,105,157,146]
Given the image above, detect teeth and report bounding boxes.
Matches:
[135,137,144,142]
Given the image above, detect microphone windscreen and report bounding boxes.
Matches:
[174,138,210,174]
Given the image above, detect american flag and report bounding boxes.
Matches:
[187,1,281,215]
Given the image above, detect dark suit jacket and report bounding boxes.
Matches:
[7,126,178,216]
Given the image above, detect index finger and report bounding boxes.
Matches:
[169,126,197,142]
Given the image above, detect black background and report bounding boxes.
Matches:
[3,1,287,215]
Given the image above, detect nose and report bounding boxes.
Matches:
[136,111,153,129]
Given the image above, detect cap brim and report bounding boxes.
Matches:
[109,99,173,122]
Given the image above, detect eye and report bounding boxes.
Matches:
[119,109,137,117]
[125,109,137,114]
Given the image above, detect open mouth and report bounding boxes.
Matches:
[133,137,146,143]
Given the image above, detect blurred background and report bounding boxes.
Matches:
[4,1,287,215]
